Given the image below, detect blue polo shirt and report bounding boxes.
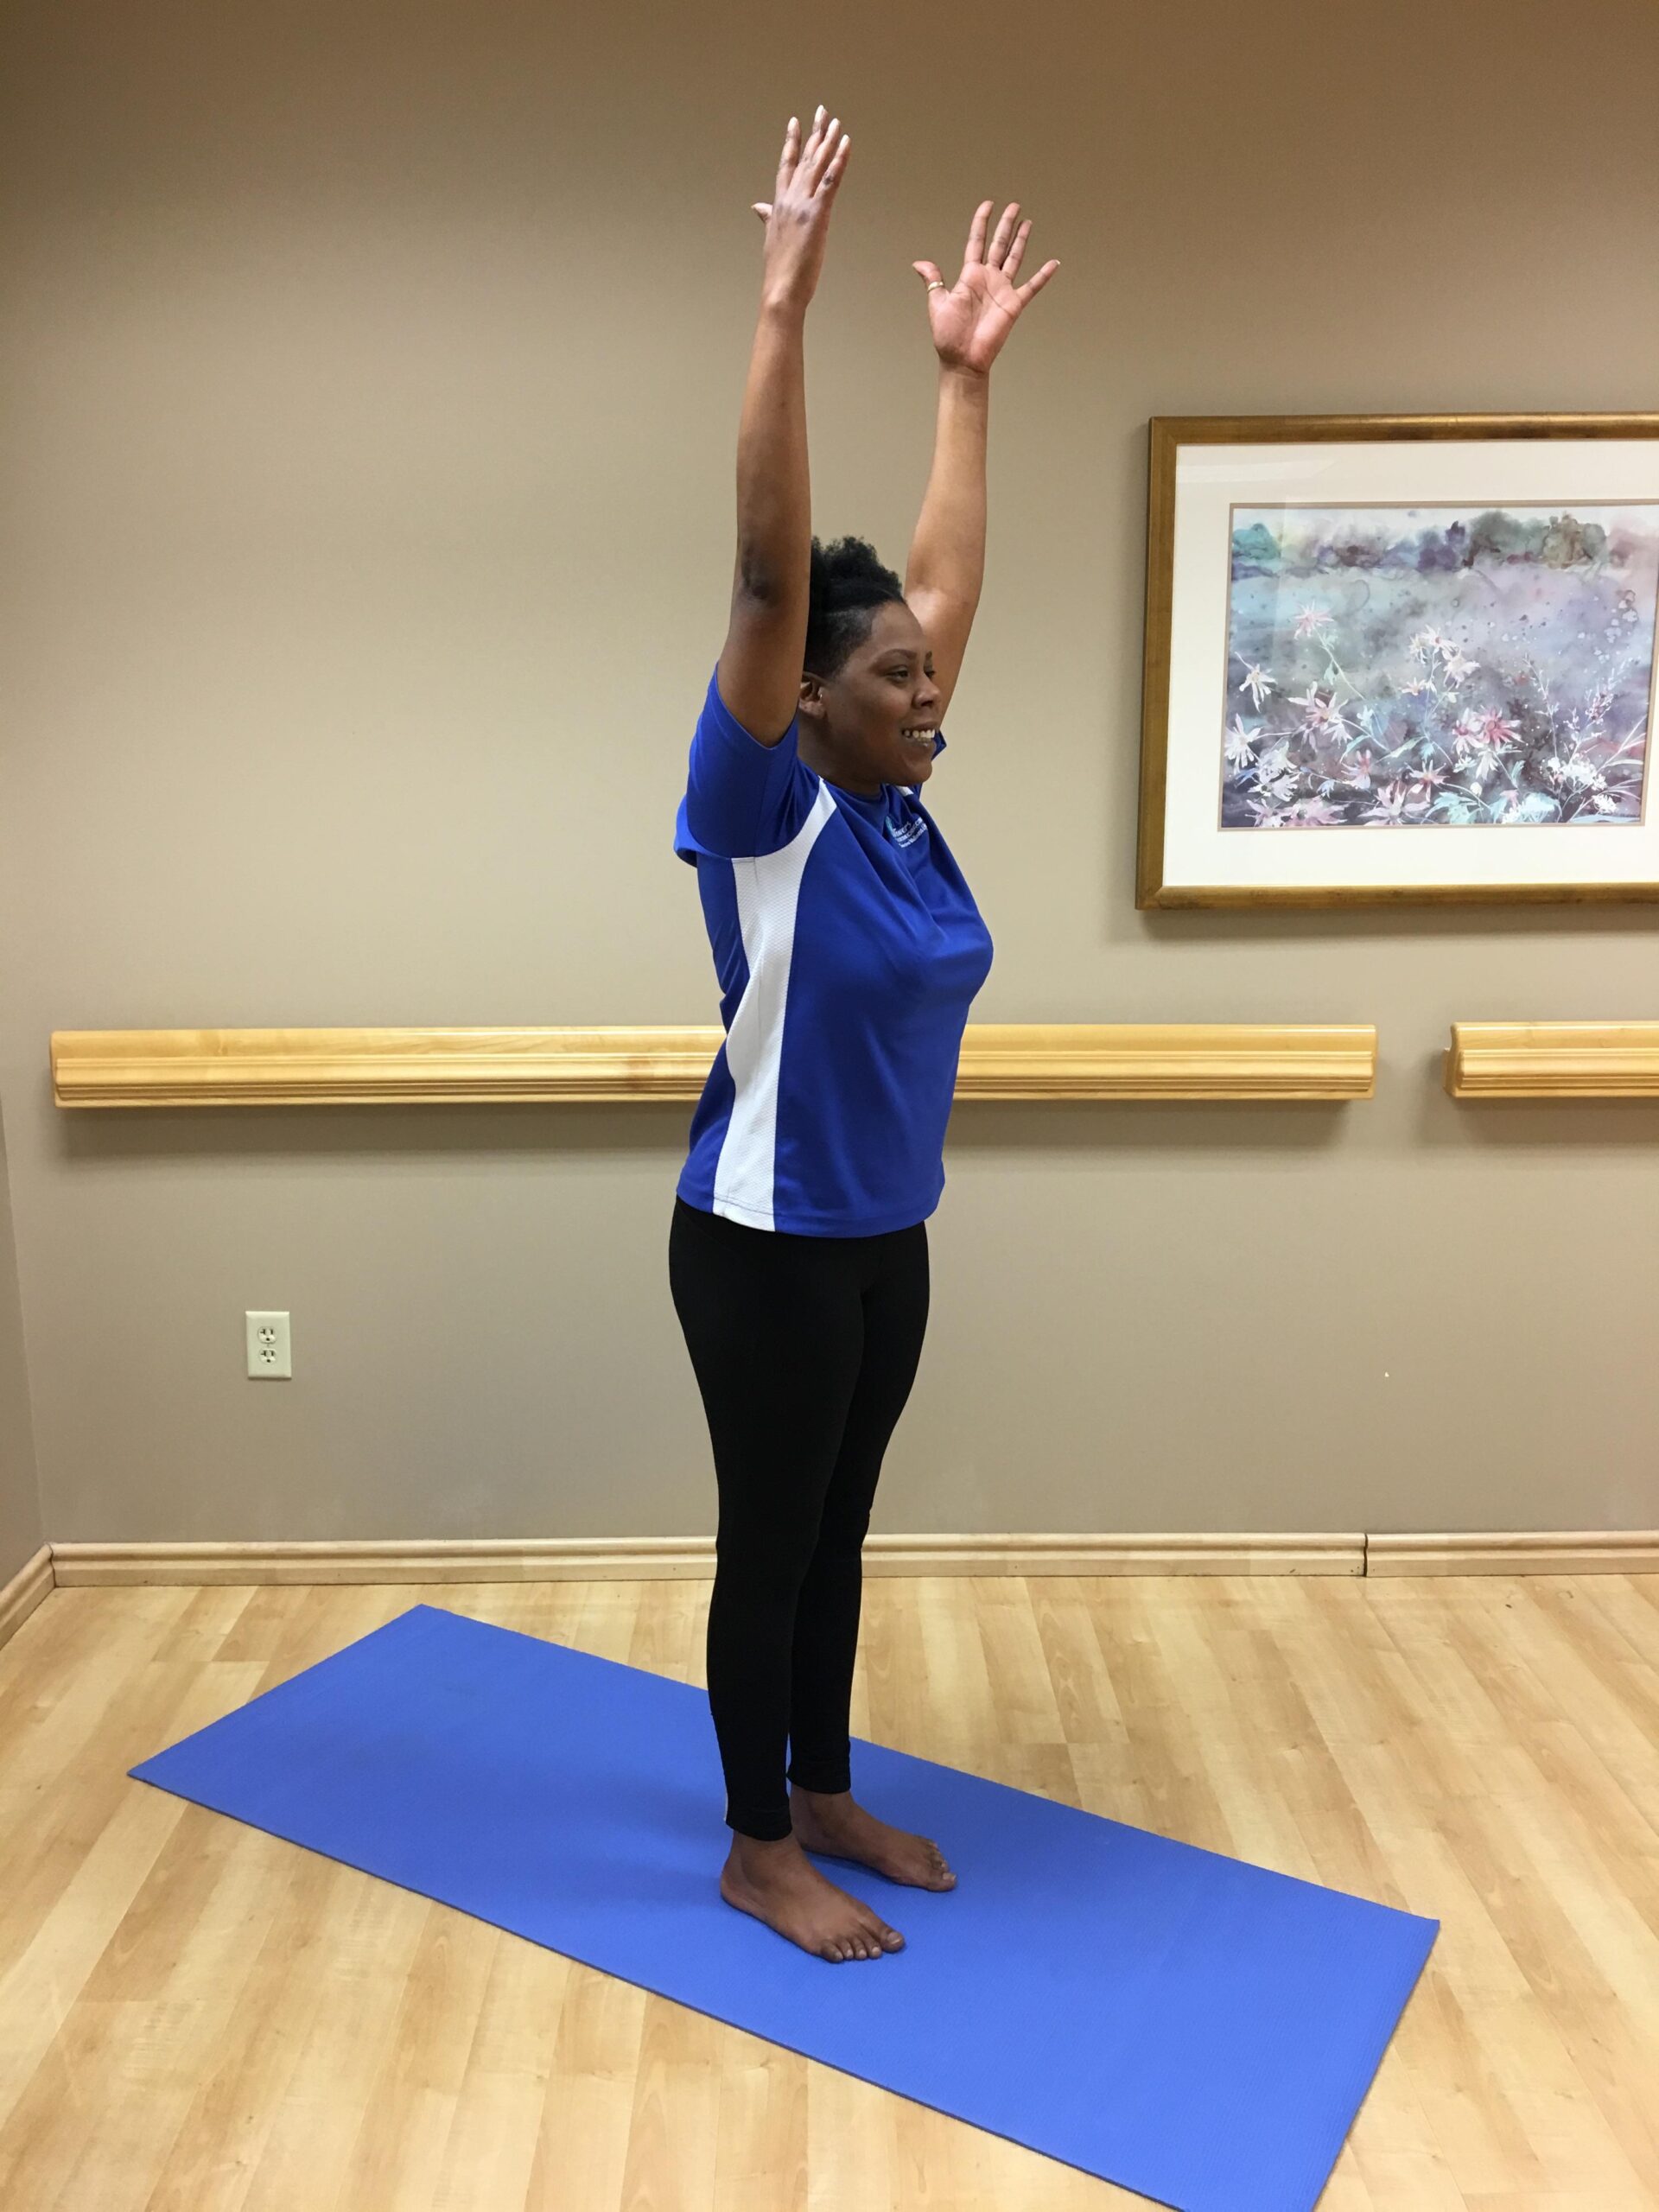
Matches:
[673,660,995,1236]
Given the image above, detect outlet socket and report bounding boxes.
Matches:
[246,1311,292,1378]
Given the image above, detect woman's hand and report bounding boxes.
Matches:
[749,105,851,313]
[912,201,1059,376]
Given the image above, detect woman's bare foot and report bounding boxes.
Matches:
[789,1786,957,1890]
[720,1830,906,1961]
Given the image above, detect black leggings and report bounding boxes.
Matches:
[668,1192,931,1840]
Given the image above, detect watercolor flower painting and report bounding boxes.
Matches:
[1221,505,1656,829]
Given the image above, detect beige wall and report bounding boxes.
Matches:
[0,1103,44,1580]
[2,1,1656,1551]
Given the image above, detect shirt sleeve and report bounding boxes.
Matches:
[673,661,819,866]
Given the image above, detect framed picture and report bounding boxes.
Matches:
[1137,414,1659,907]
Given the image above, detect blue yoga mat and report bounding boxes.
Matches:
[130,1602,1436,2211]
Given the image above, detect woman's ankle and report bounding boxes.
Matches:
[728,1825,799,1864]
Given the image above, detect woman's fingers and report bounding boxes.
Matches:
[961,198,1058,303]
[779,107,815,188]
[768,105,848,217]
[1016,258,1061,304]
[964,199,1044,279]
[787,104,827,180]
[805,114,842,189]
[776,106,843,194]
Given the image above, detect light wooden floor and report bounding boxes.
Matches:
[1,1572,1656,2211]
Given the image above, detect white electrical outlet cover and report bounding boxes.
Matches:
[245,1310,292,1378]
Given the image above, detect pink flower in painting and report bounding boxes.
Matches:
[1224,714,1263,766]
[1440,648,1479,687]
[1362,780,1417,823]
[1244,788,1292,824]
[1344,746,1376,790]
[1289,686,1352,741]
[1293,602,1336,639]
[1254,734,1294,780]
[1287,795,1345,826]
[1236,661,1275,709]
[1474,709,1522,752]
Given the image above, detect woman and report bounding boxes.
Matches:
[668,105,1059,1964]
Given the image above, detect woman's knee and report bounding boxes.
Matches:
[711,1517,821,1606]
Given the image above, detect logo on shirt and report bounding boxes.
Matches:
[885,813,926,849]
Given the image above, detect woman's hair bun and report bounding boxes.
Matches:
[805,534,906,678]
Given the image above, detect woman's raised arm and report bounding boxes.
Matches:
[715,106,850,748]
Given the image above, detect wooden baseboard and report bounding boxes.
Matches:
[0,1545,54,1649]
[41,1529,1659,1587]
[48,1534,1363,1584]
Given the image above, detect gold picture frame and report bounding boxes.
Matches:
[1137,413,1659,907]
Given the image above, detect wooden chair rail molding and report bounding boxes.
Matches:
[50,1023,1378,1106]
[1446,1020,1659,1099]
